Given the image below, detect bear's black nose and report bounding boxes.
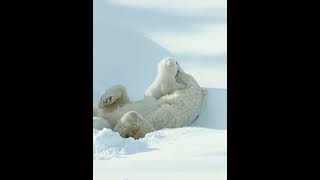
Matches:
[103,96,113,103]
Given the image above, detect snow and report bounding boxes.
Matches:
[93,128,227,180]
[93,0,227,179]
[94,127,226,160]
[191,88,227,129]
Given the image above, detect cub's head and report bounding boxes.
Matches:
[157,57,179,76]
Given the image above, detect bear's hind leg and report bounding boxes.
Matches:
[113,111,154,139]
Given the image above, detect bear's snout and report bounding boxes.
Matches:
[102,96,113,104]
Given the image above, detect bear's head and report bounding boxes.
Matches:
[157,57,179,76]
[98,85,129,111]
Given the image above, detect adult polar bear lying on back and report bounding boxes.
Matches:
[93,58,206,139]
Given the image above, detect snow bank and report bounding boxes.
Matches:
[93,127,227,180]
[191,88,227,129]
[93,128,157,160]
[93,127,226,159]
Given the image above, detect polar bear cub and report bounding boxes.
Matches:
[145,57,185,99]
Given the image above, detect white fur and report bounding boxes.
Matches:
[145,57,185,99]
[93,117,112,130]
[93,59,205,139]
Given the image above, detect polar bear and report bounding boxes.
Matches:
[93,117,112,130]
[93,59,206,139]
[145,57,185,99]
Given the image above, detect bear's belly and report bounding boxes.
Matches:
[120,97,160,117]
